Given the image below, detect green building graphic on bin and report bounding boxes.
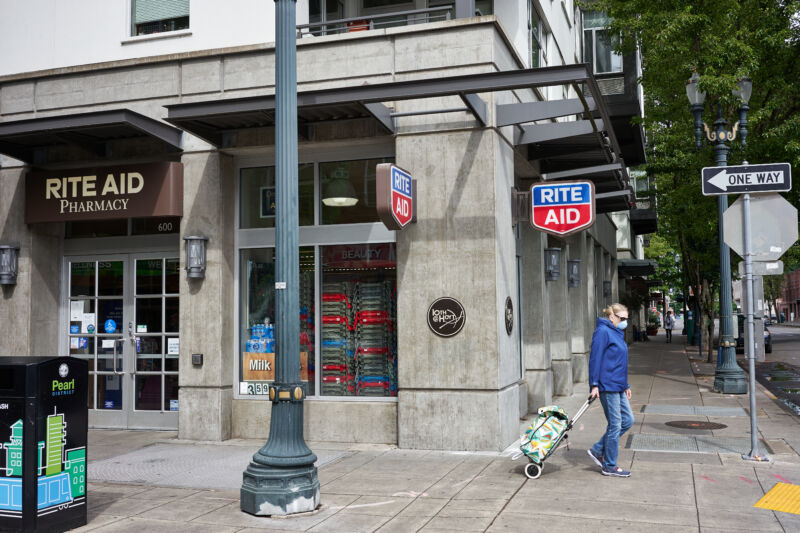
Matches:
[0,408,86,513]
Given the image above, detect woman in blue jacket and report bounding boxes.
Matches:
[586,303,634,477]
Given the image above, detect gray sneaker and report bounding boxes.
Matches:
[601,466,631,477]
[587,449,603,468]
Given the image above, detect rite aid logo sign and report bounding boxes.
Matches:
[377,163,416,230]
[531,181,595,236]
[427,297,466,338]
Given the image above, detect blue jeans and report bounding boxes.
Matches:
[590,391,634,469]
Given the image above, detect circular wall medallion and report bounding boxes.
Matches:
[665,420,727,430]
[427,297,466,338]
[505,297,513,336]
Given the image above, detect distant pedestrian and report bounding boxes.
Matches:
[665,310,675,343]
[587,303,633,478]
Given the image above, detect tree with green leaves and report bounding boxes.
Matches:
[593,0,800,360]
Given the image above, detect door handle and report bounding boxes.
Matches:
[113,338,125,375]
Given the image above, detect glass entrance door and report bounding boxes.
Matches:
[64,254,180,429]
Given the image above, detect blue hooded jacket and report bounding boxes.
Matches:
[588,317,630,392]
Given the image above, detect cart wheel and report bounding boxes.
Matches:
[524,463,542,479]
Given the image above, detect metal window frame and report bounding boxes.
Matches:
[233,142,398,403]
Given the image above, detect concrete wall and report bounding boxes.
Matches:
[178,151,235,441]
[0,0,314,77]
[0,166,61,357]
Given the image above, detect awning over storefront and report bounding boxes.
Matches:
[630,207,658,234]
[165,64,643,202]
[0,109,183,164]
[618,258,656,277]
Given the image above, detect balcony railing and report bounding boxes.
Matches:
[297,7,454,38]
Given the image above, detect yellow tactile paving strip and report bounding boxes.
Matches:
[754,483,800,515]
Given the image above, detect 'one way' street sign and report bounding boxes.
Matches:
[702,162,791,195]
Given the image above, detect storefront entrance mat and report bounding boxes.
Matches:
[755,483,800,515]
[628,434,768,454]
[642,404,747,417]
[89,443,350,490]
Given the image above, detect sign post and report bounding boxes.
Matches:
[530,181,595,236]
[721,166,797,462]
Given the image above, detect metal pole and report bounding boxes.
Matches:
[742,192,768,461]
[711,106,748,393]
[241,0,320,515]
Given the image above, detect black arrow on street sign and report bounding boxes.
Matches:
[702,162,792,195]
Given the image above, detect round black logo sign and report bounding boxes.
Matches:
[505,297,513,335]
[427,297,466,337]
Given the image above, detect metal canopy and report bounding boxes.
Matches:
[165,63,638,199]
[0,109,183,164]
[165,64,621,153]
[618,259,656,277]
[595,188,633,213]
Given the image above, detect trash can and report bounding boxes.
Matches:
[686,310,696,345]
[0,356,88,533]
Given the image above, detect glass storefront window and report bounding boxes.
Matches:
[240,165,314,228]
[320,158,392,225]
[320,243,396,397]
[240,247,316,395]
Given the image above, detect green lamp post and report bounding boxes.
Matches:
[686,71,752,394]
[240,0,320,516]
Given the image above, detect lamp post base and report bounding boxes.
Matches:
[241,461,320,516]
[713,368,748,394]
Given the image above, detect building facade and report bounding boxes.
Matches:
[0,0,649,451]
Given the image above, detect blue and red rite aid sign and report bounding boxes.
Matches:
[530,181,595,236]
[377,163,416,230]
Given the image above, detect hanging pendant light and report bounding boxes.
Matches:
[322,164,358,207]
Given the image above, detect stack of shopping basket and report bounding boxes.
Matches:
[353,281,395,396]
[300,271,315,391]
[321,282,355,396]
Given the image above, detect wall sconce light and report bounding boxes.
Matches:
[544,247,561,282]
[0,245,20,285]
[603,280,612,298]
[183,236,208,279]
[567,259,581,288]
[322,164,358,207]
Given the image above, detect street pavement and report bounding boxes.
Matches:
[70,330,800,532]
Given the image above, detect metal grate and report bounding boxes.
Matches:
[629,434,767,454]
[642,404,747,417]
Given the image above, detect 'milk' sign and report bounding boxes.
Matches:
[377,163,416,230]
[530,181,595,236]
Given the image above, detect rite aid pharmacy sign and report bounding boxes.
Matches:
[377,163,416,230]
[530,181,595,236]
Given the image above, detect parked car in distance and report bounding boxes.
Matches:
[736,320,772,354]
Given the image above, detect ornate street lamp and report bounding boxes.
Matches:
[240,0,319,516]
[686,71,752,394]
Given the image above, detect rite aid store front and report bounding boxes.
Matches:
[0,19,638,451]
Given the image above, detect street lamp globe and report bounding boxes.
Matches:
[732,77,753,104]
[685,71,706,106]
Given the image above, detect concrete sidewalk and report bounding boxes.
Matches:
[72,334,800,532]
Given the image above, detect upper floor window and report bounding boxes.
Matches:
[530,5,548,68]
[132,0,190,36]
[475,0,493,15]
[583,10,622,74]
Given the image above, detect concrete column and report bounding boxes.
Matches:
[521,228,551,412]
[0,166,61,356]
[395,127,521,451]
[567,234,589,384]
[548,237,571,397]
[179,152,235,441]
